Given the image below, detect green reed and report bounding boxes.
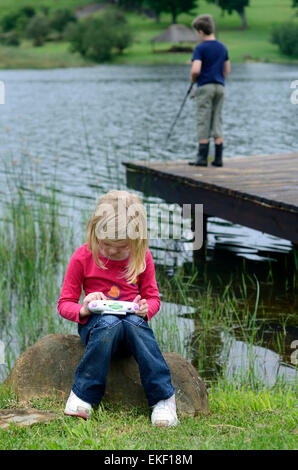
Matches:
[0,187,75,372]
[155,262,297,390]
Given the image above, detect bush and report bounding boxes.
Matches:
[66,9,133,62]
[0,7,35,33]
[103,9,134,53]
[50,8,77,33]
[26,14,50,46]
[65,21,89,55]
[0,31,20,46]
[271,22,298,58]
[83,19,114,61]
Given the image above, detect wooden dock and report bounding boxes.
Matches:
[123,152,298,244]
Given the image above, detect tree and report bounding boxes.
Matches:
[65,21,88,56]
[207,0,250,30]
[271,22,298,58]
[114,0,144,9]
[50,9,77,33]
[0,7,36,33]
[26,14,50,46]
[154,0,197,24]
[115,0,197,23]
[145,0,165,22]
[83,19,114,61]
[102,9,134,52]
[66,10,133,62]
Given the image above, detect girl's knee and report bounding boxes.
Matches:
[90,315,123,336]
[123,314,148,328]
[100,314,122,327]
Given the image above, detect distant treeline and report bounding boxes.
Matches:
[0,1,297,60]
[0,6,77,46]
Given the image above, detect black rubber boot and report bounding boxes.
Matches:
[212,143,223,167]
[189,142,209,166]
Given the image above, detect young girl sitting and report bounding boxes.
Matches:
[58,190,178,427]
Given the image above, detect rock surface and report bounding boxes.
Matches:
[4,334,209,417]
[0,409,58,430]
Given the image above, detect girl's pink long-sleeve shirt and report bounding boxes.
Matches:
[57,243,160,324]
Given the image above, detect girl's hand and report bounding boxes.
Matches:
[80,292,106,319]
[133,294,148,319]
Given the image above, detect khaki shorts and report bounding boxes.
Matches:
[194,83,225,140]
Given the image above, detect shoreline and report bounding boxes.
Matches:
[0,57,297,70]
[0,0,297,69]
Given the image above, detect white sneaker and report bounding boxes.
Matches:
[64,390,92,420]
[151,394,178,427]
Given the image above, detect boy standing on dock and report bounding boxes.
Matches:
[189,14,230,167]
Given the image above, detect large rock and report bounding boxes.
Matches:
[4,334,209,417]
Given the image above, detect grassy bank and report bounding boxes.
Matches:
[114,0,298,65]
[0,382,297,450]
[0,40,93,69]
[0,0,297,68]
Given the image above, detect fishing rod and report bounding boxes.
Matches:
[165,82,194,144]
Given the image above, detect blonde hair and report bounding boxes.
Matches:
[86,190,148,283]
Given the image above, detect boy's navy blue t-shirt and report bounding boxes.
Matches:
[192,40,229,87]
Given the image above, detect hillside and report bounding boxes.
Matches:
[0,0,297,68]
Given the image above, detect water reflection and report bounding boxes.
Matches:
[151,301,195,359]
[155,302,297,388]
[220,331,298,387]
[208,217,293,262]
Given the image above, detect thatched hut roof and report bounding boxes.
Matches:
[151,24,198,43]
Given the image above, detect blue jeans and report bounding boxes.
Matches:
[72,313,175,407]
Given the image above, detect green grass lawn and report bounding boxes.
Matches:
[0,382,296,450]
[0,40,93,69]
[115,0,298,65]
[0,0,297,68]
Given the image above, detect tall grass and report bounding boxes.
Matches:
[155,263,297,390]
[0,186,75,376]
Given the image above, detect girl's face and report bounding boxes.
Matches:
[98,239,130,261]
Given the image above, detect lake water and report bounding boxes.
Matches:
[0,63,297,386]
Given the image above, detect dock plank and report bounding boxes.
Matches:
[123,152,298,243]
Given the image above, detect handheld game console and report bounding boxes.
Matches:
[88,299,139,316]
